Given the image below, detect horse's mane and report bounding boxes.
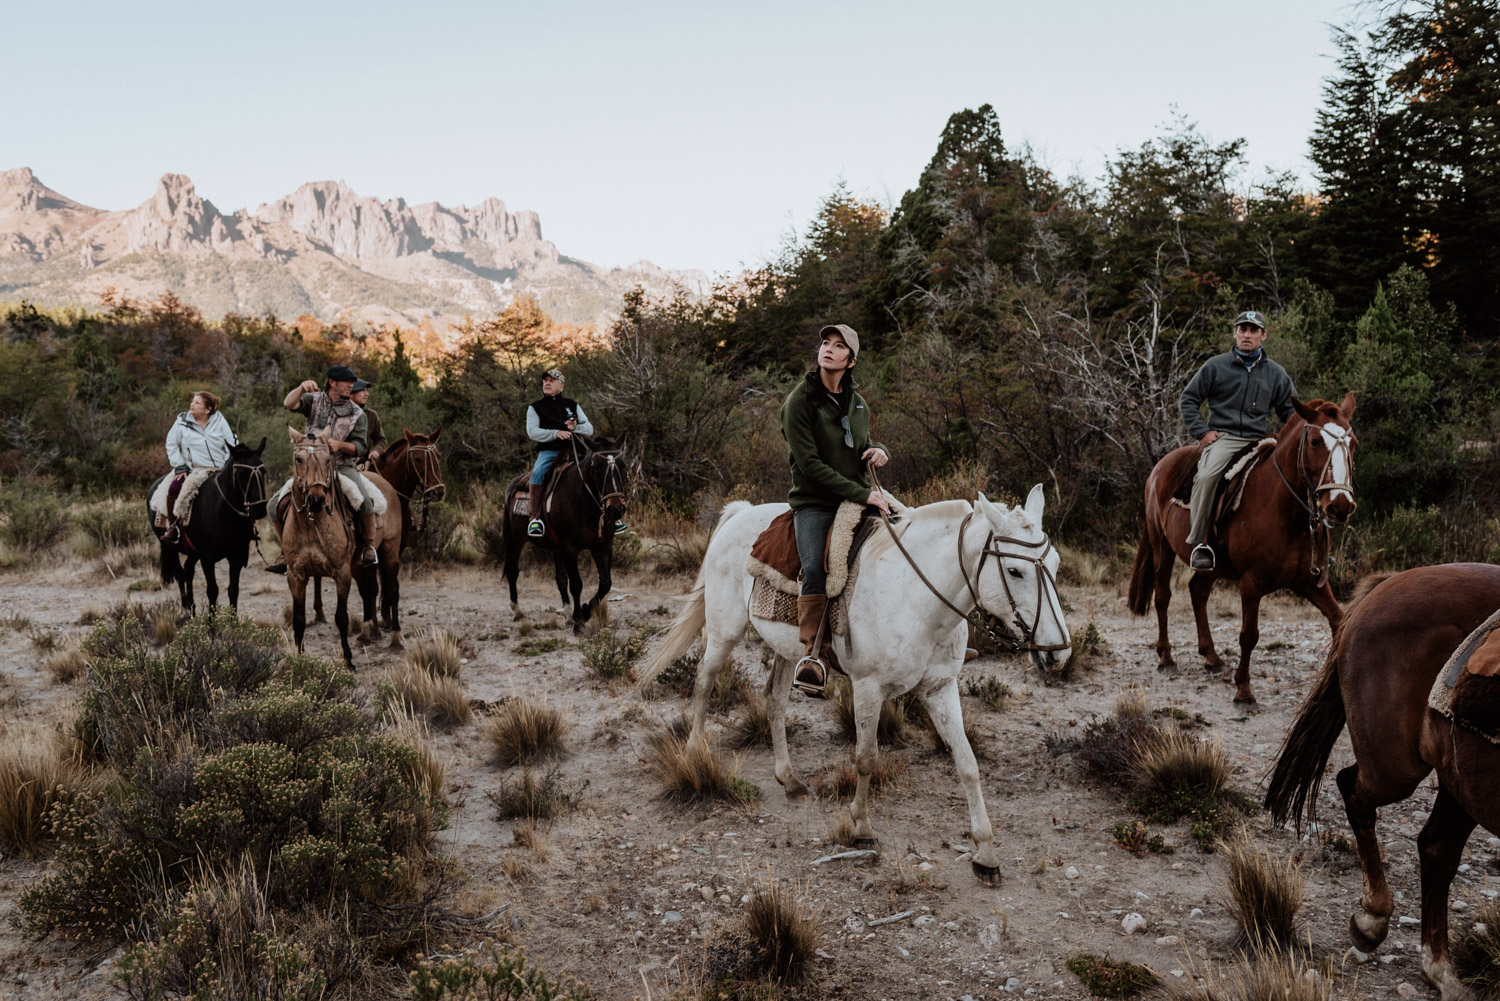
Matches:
[862,499,972,564]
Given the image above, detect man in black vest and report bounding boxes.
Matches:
[525,368,595,537]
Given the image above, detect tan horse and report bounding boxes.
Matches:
[282,426,356,666]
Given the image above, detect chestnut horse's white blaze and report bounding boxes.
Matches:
[639,485,1071,886]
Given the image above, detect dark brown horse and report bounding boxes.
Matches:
[502,438,628,629]
[1266,564,1500,1000]
[309,428,445,641]
[1128,394,1357,703]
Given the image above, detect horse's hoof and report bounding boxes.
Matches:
[853,838,879,852]
[971,860,1004,886]
[1233,693,1259,707]
[1350,911,1390,952]
[777,776,809,798]
[389,634,404,651]
[1156,662,1180,675]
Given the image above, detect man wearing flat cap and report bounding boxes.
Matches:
[350,378,386,467]
[780,323,890,697]
[265,364,383,570]
[1178,310,1297,571]
[524,368,595,538]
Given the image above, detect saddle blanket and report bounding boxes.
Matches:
[269,471,388,516]
[149,468,218,523]
[748,566,856,637]
[746,500,868,600]
[1428,606,1500,745]
[1170,437,1277,523]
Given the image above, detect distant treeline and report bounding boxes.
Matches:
[2,0,1497,585]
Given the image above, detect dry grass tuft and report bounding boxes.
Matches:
[578,625,650,682]
[0,725,93,854]
[1057,544,1116,587]
[644,729,758,804]
[405,628,463,679]
[1222,837,1305,951]
[1131,729,1231,805]
[726,691,800,749]
[1159,946,1335,1001]
[813,754,908,799]
[824,813,858,848]
[510,822,549,860]
[829,679,912,747]
[964,674,1011,711]
[502,856,529,882]
[385,704,447,807]
[383,663,471,727]
[487,767,585,822]
[2,613,31,632]
[45,643,87,684]
[743,881,818,983]
[1453,895,1500,996]
[649,527,712,575]
[483,699,567,767]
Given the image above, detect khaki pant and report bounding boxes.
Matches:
[1187,433,1260,546]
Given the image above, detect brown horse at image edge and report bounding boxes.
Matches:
[1128,393,1357,704]
[1265,563,1500,1001]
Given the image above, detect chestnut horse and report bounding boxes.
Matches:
[1127,394,1357,703]
[1266,564,1500,1000]
[502,438,627,629]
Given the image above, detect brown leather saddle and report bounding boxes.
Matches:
[749,507,882,592]
[1431,616,1500,743]
[1171,440,1274,537]
[509,456,579,519]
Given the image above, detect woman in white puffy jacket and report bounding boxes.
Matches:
[161,391,237,541]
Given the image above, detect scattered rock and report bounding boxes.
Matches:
[915,915,937,928]
[943,921,960,931]
[919,861,935,872]
[896,946,911,959]
[979,923,1002,949]
[1065,866,1079,879]
[1396,983,1418,998]
[1155,935,1179,946]
[662,911,682,924]
[1004,976,1023,992]
[700,886,714,902]
[1122,913,1147,934]
[1454,900,1469,912]
[843,916,866,933]
[1189,908,1204,920]
[1345,946,1372,965]
[1398,915,1420,926]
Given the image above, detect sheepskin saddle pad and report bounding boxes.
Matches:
[149,468,218,524]
[1430,606,1500,745]
[1170,438,1277,529]
[745,501,882,636]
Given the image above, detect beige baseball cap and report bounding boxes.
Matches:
[819,323,860,358]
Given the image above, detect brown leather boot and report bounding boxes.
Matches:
[265,502,290,574]
[360,512,380,566]
[794,594,829,697]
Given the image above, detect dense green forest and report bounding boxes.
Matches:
[2,0,1497,586]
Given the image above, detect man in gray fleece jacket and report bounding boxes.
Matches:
[1178,310,1297,570]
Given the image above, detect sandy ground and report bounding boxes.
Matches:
[0,548,1491,1001]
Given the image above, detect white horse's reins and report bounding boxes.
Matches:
[868,466,1069,654]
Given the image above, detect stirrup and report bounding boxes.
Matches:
[527,519,544,538]
[361,547,379,567]
[265,561,287,575]
[162,525,180,543]
[792,654,827,698]
[1190,544,1216,571]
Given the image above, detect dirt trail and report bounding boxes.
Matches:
[0,554,1484,1000]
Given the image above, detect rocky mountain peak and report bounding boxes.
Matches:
[255,181,429,260]
[124,173,228,254]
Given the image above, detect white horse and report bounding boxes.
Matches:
[637,485,1071,885]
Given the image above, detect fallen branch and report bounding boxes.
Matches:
[866,910,915,927]
[810,849,878,866]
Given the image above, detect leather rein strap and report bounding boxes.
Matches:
[867,465,1069,654]
[1268,421,1355,588]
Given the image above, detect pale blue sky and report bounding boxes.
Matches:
[5,0,1363,275]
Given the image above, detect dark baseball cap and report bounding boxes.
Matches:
[326,365,358,382]
[1233,311,1267,330]
[351,379,373,392]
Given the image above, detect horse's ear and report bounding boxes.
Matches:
[255,436,267,454]
[403,425,413,439]
[975,491,1008,529]
[1024,483,1046,524]
[287,425,303,444]
[1338,391,1356,422]
[429,426,442,442]
[1291,396,1318,424]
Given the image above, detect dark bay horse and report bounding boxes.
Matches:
[150,438,268,613]
[310,428,445,646]
[502,438,627,630]
[282,427,356,666]
[1128,394,1357,703]
[1266,564,1500,1000]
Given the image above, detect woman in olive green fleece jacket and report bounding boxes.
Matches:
[779,324,889,695]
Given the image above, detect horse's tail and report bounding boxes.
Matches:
[1264,571,1393,832]
[1126,520,1155,617]
[159,535,181,588]
[636,501,749,687]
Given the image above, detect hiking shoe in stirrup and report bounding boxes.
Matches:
[1190,544,1216,571]
[613,519,628,534]
[792,655,827,699]
[265,560,287,575]
[527,518,545,538]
